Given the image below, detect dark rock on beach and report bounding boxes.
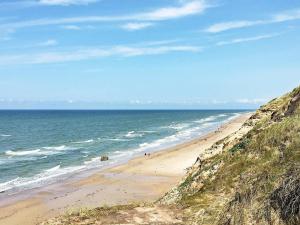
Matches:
[101,156,109,161]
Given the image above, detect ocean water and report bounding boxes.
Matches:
[0,110,246,194]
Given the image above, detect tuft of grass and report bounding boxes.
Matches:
[270,168,300,225]
[229,138,249,153]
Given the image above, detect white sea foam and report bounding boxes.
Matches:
[139,142,149,148]
[127,115,234,155]
[42,145,67,151]
[155,113,241,152]
[0,178,20,192]
[74,139,94,144]
[194,116,217,123]
[125,131,136,138]
[125,131,144,138]
[109,150,134,160]
[105,138,129,142]
[45,165,60,172]
[194,113,233,124]
[84,157,100,165]
[4,145,74,157]
[0,134,11,137]
[0,165,85,193]
[42,145,77,151]
[5,149,43,156]
[164,123,190,130]
[0,156,42,166]
[132,134,180,154]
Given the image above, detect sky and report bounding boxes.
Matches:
[0,0,300,109]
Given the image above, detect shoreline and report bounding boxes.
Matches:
[0,112,242,196]
[0,112,252,225]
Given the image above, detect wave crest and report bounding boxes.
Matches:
[125,131,144,138]
[5,149,42,156]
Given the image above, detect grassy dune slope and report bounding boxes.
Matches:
[160,85,300,225]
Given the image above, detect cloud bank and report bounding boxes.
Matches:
[38,0,99,6]
[0,0,208,31]
[205,8,300,33]
[121,22,154,31]
[0,44,201,65]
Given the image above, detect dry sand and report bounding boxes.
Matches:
[0,113,252,225]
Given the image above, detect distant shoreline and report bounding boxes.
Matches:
[0,112,252,225]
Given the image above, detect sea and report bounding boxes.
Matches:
[0,110,247,195]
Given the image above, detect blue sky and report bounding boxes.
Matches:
[0,0,299,109]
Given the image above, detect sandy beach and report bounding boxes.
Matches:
[0,113,252,225]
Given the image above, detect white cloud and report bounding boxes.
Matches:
[129,100,155,105]
[140,39,181,46]
[216,33,279,46]
[130,100,141,105]
[61,24,95,30]
[114,45,200,57]
[121,22,154,31]
[0,0,99,9]
[205,20,264,33]
[212,99,228,104]
[135,0,208,21]
[236,98,268,104]
[0,44,201,65]
[205,8,300,33]
[0,28,15,41]
[0,0,208,30]
[61,25,81,30]
[272,8,300,22]
[38,0,98,6]
[37,39,58,46]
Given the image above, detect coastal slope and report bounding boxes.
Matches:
[41,85,300,225]
[160,85,300,225]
